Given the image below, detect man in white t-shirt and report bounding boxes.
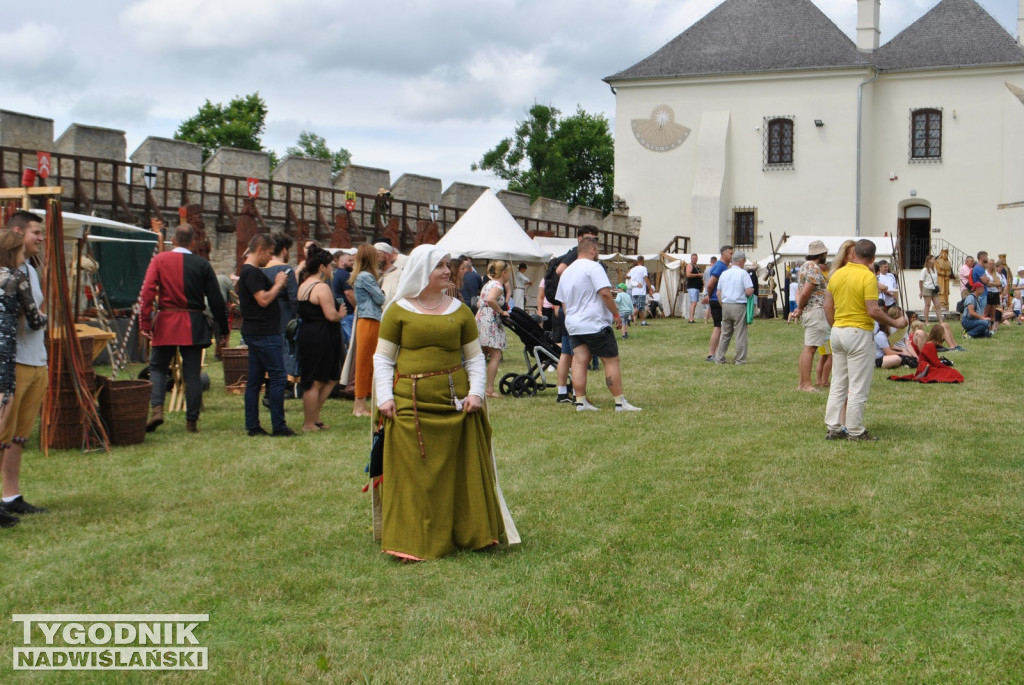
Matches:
[556,237,641,412]
[513,263,532,309]
[1013,266,1024,301]
[627,256,653,326]
[877,260,898,307]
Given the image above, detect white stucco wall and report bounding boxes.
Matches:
[614,70,867,254]
[613,65,1024,266]
[862,67,1024,256]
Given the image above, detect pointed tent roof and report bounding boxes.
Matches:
[606,0,868,82]
[435,189,549,262]
[873,0,1024,71]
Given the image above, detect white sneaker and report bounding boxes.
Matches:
[615,399,642,412]
[575,400,600,412]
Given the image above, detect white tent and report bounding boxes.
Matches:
[754,235,893,267]
[34,209,161,243]
[533,236,575,261]
[436,189,549,263]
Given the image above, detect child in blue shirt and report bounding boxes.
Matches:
[614,283,633,339]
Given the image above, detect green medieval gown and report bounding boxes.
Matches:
[374,300,519,560]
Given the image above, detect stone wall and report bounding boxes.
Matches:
[204,147,271,178]
[0,107,641,265]
[496,190,532,227]
[55,124,126,161]
[334,165,390,195]
[131,137,203,170]
[272,155,332,187]
[0,110,53,151]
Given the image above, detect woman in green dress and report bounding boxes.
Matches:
[373,244,520,561]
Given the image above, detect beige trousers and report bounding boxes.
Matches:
[715,303,749,363]
[825,326,875,436]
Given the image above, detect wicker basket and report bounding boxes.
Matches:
[222,346,248,394]
[99,379,153,446]
[47,336,95,379]
[45,372,104,450]
[48,415,86,450]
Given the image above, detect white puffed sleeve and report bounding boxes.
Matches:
[372,339,399,406]
[462,339,485,400]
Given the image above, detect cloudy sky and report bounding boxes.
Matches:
[3,0,1019,190]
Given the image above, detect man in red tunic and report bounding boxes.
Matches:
[140,224,229,433]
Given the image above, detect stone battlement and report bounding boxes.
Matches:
[0,108,640,274]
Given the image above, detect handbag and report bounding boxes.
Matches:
[368,422,385,478]
[285,317,300,342]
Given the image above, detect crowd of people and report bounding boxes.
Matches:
[4,210,1014,559]
[783,240,1019,441]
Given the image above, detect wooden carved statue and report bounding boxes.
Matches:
[414,219,439,247]
[935,248,952,308]
[380,217,400,251]
[330,213,354,249]
[182,204,210,260]
[236,198,261,272]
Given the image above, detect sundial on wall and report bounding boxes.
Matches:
[632,105,690,152]
[1007,82,1024,107]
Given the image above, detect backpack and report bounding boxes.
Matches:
[544,254,565,306]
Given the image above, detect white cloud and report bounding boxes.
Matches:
[0,22,85,91]
[0,0,1018,190]
[70,94,154,128]
[398,48,558,122]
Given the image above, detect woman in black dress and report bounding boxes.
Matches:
[296,245,342,432]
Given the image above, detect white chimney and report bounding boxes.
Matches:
[1018,0,1024,47]
[857,0,881,51]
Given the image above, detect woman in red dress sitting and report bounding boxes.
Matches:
[890,325,964,383]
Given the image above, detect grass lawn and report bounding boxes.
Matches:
[3,318,1022,683]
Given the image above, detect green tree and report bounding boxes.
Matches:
[285,131,352,175]
[557,107,615,214]
[472,104,614,214]
[175,93,269,161]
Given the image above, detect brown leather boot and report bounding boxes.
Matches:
[146,405,164,433]
[185,419,198,433]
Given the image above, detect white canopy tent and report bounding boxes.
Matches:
[34,209,161,243]
[436,189,549,263]
[754,235,894,267]
[435,190,550,309]
[533,236,575,261]
[661,252,768,318]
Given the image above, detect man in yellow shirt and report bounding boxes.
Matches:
[823,240,908,441]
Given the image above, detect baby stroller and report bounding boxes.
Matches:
[498,307,562,397]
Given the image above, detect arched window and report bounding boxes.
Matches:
[910,108,942,160]
[765,117,794,168]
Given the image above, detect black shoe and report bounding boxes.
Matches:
[247,427,270,437]
[271,427,297,437]
[262,396,271,409]
[0,510,19,528]
[556,393,575,404]
[2,496,47,514]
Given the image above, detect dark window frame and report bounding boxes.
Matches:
[763,116,795,170]
[909,108,942,162]
[732,208,757,249]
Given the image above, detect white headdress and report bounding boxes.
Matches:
[391,243,452,304]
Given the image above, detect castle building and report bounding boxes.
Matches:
[606,0,1024,269]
